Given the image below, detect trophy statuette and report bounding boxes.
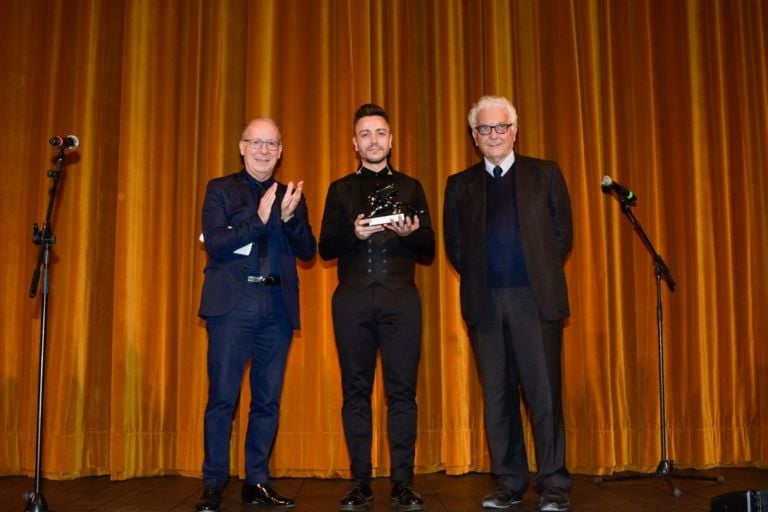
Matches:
[365,184,423,226]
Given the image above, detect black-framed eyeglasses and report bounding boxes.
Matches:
[241,139,281,151]
[474,124,514,135]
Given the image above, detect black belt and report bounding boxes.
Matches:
[247,275,281,286]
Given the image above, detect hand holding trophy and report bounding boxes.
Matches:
[364,184,424,237]
[365,184,422,225]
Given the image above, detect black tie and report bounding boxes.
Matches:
[256,183,270,276]
[493,166,503,178]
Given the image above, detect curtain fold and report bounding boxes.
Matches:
[1,0,766,480]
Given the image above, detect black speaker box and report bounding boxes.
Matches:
[711,490,768,512]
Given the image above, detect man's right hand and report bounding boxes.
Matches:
[354,213,385,240]
[258,182,278,224]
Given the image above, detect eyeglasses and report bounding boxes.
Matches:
[241,139,281,151]
[474,123,514,135]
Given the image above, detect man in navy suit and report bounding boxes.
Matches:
[444,96,573,512]
[196,117,316,511]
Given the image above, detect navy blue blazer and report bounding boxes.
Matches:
[198,170,316,329]
[443,155,573,324]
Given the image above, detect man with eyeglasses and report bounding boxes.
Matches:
[196,117,316,511]
[444,96,573,512]
[319,104,434,511]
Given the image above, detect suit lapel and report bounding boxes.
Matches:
[464,163,487,229]
[232,171,256,211]
[513,156,535,216]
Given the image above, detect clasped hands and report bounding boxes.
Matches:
[257,181,304,224]
[354,213,420,240]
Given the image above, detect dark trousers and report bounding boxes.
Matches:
[332,283,422,484]
[469,286,571,494]
[202,285,293,487]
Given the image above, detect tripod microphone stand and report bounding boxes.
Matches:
[25,142,74,512]
[594,187,724,496]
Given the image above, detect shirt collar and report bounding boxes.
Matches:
[243,170,274,189]
[356,164,393,176]
[484,152,516,177]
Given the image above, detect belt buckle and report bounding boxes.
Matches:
[247,275,280,285]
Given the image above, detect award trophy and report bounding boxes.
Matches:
[365,184,422,226]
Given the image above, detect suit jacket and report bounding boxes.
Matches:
[198,170,316,329]
[318,168,434,290]
[443,155,572,325]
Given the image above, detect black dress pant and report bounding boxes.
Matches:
[469,286,571,494]
[332,282,422,484]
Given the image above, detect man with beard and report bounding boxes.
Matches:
[319,104,434,511]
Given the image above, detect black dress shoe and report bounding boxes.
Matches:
[538,486,570,511]
[194,485,223,511]
[241,482,295,508]
[390,483,425,511]
[339,481,373,511]
[481,484,524,509]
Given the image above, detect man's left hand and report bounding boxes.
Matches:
[281,181,303,222]
[385,215,420,236]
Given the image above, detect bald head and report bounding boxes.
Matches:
[239,118,283,181]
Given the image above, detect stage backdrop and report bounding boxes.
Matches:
[1,0,766,480]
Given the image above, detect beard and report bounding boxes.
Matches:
[361,146,389,165]
[364,155,386,164]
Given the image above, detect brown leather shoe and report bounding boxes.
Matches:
[241,482,295,508]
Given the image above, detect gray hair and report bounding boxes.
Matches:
[467,96,518,128]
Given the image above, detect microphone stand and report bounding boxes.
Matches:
[594,193,724,496]
[25,148,68,512]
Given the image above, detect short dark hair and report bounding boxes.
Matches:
[354,103,389,129]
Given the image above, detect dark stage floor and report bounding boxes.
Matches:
[2,467,765,511]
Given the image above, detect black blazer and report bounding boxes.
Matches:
[198,170,316,329]
[318,168,434,290]
[443,155,572,325]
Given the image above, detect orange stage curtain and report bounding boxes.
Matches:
[1,0,766,480]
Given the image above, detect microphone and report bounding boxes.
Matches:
[601,175,637,203]
[49,135,79,149]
